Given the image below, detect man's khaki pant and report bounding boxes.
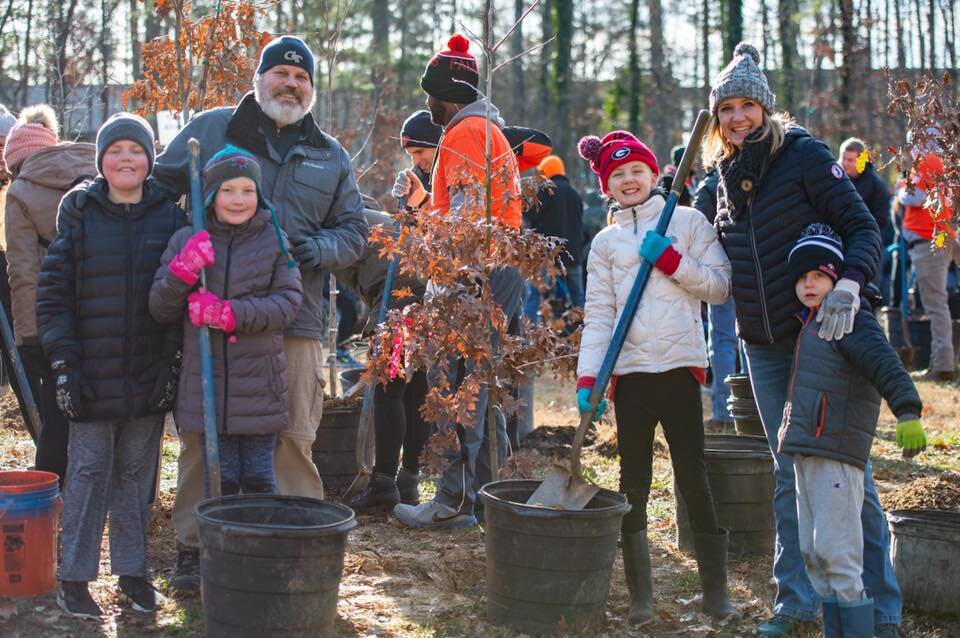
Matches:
[173,336,326,549]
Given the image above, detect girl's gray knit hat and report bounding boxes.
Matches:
[0,105,16,137]
[709,42,776,115]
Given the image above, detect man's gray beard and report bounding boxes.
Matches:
[253,75,317,128]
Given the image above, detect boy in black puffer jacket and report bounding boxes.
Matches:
[777,224,926,638]
[37,114,186,619]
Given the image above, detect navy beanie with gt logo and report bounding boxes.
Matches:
[257,36,315,85]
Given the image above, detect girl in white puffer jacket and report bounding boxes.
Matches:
[575,130,733,623]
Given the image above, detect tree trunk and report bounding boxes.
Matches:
[101,0,113,121]
[539,0,553,136]
[511,0,525,122]
[554,0,573,163]
[628,0,641,133]
[51,0,81,132]
[648,0,670,160]
[760,0,771,64]
[721,0,743,62]
[927,0,935,71]
[913,0,925,69]
[894,0,906,68]
[20,0,33,108]
[838,0,856,134]
[702,0,710,106]
[778,0,800,113]
[129,0,140,81]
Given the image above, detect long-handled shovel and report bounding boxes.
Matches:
[527,110,711,510]
[188,138,221,498]
[0,304,40,443]
[343,200,406,502]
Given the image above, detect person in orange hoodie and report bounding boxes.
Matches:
[897,141,957,381]
[391,34,525,529]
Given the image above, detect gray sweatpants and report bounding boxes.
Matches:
[905,228,956,372]
[794,454,866,603]
[60,414,164,582]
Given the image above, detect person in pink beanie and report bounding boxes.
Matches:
[2,105,60,175]
[575,129,734,623]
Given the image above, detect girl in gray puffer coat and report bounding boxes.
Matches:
[150,146,302,495]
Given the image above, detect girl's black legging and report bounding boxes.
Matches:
[613,368,719,535]
[372,370,430,477]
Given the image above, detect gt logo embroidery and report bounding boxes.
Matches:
[284,50,304,64]
[301,161,325,170]
[611,146,631,160]
[830,163,844,179]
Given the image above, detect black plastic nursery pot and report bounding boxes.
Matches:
[313,368,363,490]
[888,509,960,617]
[479,479,631,635]
[195,495,357,637]
[675,434,775,558]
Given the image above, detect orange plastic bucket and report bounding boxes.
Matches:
[0,470,61,597]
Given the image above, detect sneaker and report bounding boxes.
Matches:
[119,575,164,613]
[911,368,957,382]
[875,624,900,638]
[757,614,799,637]
[396,467,420,505]
[58,581,103,619]
[349,473,400,512]
[167,543,201,593]
[393,499,477,529]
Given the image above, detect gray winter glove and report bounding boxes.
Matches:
[816,278,860,341]
[290,236,323,271]
[391,169,427,207]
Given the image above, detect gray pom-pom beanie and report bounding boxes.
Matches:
[709,42,776,115]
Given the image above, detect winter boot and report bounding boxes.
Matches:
[349,473,400,512]
[838,598,874,638]
[821,598,841,638]
[168,542,201,593]
[621,530,654,624]
[396,467,420,505]
[691,528,736,618]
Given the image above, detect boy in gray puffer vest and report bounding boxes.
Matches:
[777,224,926,638]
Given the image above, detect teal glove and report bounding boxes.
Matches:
[577,388,607,420]
[895,417,927,458]
[640,230,671,263]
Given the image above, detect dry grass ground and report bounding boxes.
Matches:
[1,374,959,637]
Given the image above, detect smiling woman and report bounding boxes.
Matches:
[705,42,898,638]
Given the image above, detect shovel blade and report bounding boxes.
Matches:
[526,465,601,510]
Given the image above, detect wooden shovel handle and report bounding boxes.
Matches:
[569,410,594,479]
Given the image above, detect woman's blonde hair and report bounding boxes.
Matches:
[701,109,795,169]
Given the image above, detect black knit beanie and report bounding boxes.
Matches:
[401,110,443,148]
[788,223,844,283]
[96,113,156,175]
[420,34,479,104]
[257,36,315,85]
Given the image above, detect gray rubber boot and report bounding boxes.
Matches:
[622,530,654,624]
[692,528,736,618]
[396,467,420,505]
[349,473,400,512]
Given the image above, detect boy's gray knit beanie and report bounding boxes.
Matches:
[96,112,156,175]
[709,42,776,115]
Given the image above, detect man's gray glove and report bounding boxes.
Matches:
[391,169,427,207]
[816,278,861,341]
[290,236,323,271]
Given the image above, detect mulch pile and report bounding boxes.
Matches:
[881,472,960,511]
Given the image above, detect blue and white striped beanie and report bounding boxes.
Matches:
[788,223,844,282]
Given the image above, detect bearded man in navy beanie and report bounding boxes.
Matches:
[59,34,368,593]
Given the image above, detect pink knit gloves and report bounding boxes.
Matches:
[169,230,215,285]
[188,289,236,334]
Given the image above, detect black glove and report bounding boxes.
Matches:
[290,236,322,271]
[144,350,182,413]
[52,361,93,420]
